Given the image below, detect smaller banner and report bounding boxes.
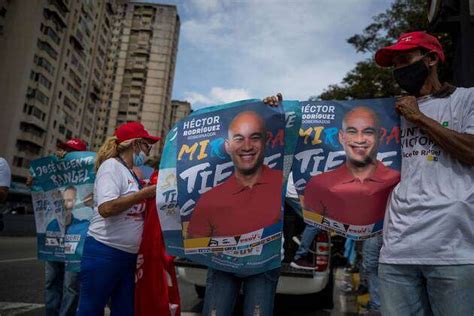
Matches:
[30,152,95,271]
[293,99,401,239]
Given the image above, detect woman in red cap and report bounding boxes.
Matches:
[76,122,160,316]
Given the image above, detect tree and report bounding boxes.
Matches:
[313,0,453,101]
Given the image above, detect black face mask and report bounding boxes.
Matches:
[393,59,429,95]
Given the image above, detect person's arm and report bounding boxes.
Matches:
[396,96,474,166]
[0,187,8,204]
[0,159,11,203]
[98,185,156,218]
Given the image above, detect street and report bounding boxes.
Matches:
[0,237,333,316]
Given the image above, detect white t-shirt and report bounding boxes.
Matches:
[380,87,474,265]
[88,158,145,253]
[0,158,11,188]
[286,172,298,199]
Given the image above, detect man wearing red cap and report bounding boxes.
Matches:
[374,31,474,315]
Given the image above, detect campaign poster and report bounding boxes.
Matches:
[157,100,301,275]
[30,152,95,271]
[293,99,401,239]
[160,100,287,274]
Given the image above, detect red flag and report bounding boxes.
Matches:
[135,171,181,316]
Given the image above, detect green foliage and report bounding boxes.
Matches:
[314,0,452,101]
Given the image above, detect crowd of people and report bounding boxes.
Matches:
[0,30,473,316]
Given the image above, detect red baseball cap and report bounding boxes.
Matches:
[58,138,87,152]
[114,121,161,144]
[375,31,445,67]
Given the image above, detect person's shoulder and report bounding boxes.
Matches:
[264,166,283,180]
[450,87,474,102]
[98,158,122,174]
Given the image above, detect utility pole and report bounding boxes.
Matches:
[428,0,474,87]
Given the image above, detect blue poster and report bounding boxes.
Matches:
[157,99,300,275]
[30,152,95,271]
[293,99,401,239]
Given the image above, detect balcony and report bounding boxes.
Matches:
[43,8,66,30]
[70,34,85,52]
[18,131,45,147]
[11,166,30,179]
[48,0,69,19]
[22,116,47,131]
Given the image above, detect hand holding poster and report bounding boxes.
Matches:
[293,99,401,239]
[30,152,95,271]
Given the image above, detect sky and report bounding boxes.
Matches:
[143,0,393,109]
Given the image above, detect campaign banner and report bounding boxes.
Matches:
[30,152,95,271]
[158,99,299,274]
[293,99,401,239]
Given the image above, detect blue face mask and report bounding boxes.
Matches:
[133,151,147,167]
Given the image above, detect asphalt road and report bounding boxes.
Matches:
[0,237,333,316]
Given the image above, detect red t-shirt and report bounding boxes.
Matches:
[303,161,400,226]
[187,165,283,238]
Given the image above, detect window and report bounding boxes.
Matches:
[34,89,49,104]
[40,24,60,45]
[34,55,55,74]
[64,96,77,112]
[36,73,52,90]
[37,39,58,59]
[66,83,80,101]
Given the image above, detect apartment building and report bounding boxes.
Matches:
[0,0,118,182]
[170,99,191,126]
[93,2,180,163]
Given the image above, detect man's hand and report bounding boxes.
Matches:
[263,93,283,107]
[395,96,424,123]
[140,184,156,199]
[26,176,33,187]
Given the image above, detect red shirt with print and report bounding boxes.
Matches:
[187,165,283,238]
[303,161,400,226]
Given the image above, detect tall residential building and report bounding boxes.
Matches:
[92,2,180,163]
[170,99,191,126]
[0,0,118,182]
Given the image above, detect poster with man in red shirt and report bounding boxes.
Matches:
[175,100,286,274]
[293,99,401,239]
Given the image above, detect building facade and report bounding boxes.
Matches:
[0,0,180,181]
[170,99,191,126]
[93,2,180,163]
[0,0,118,182]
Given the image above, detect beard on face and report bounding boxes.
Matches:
[348,155,375,168]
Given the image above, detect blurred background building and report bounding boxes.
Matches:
[0,0,186,183]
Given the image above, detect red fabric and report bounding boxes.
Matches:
[304,161,400,226]
[58,138,87,151]
[187,166,283,238]
[134,171,180,316]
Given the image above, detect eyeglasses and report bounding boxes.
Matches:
[139,141,153,153]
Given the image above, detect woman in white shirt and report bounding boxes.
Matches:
[76,122,159,316]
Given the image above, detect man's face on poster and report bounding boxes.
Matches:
[62,188,77,215]
[339,107,380,167]
[225,111,266,176]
